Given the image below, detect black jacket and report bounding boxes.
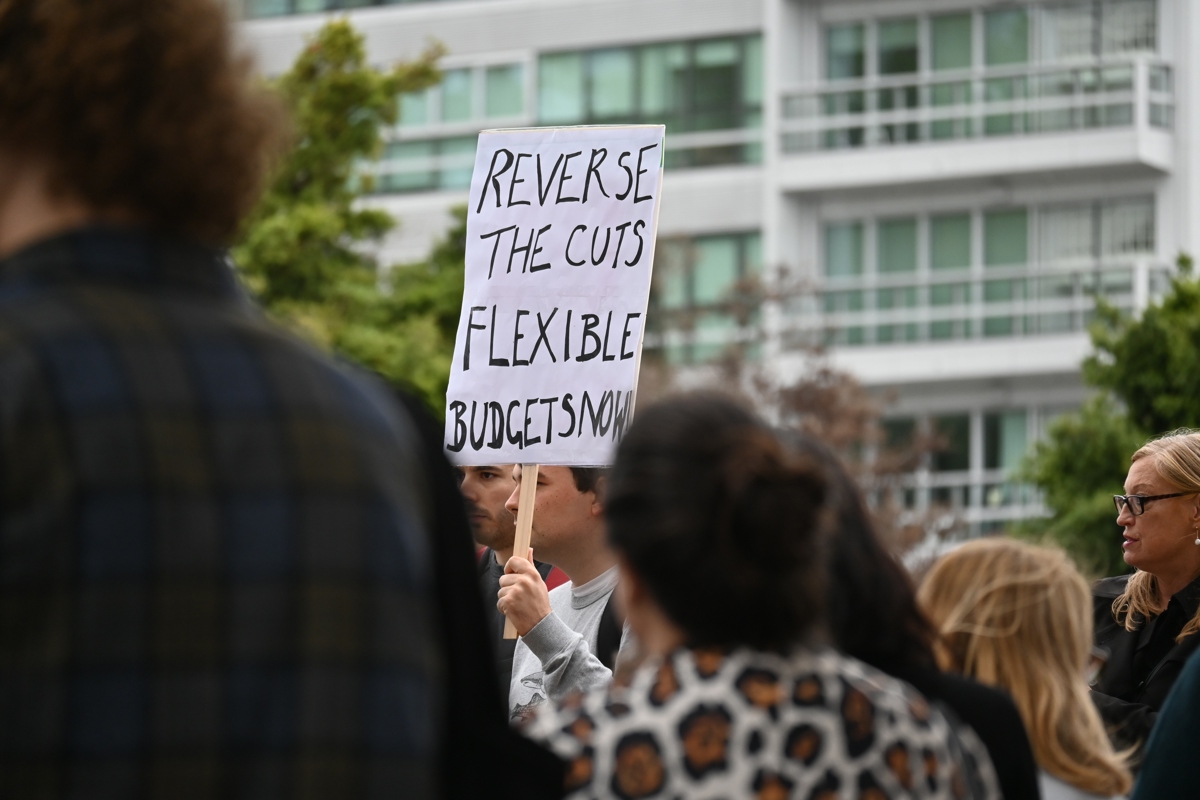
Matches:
[394,394,565,799]
[1091,573,1200,753]
[885,663,1041,800]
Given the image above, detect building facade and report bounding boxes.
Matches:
[240,0,1197,533]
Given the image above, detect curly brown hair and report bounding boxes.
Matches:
[0,0,287,245]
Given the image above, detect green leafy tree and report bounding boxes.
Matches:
[1023,255,1200,575]
[233,20,463,413]
[1086,254,1200,433]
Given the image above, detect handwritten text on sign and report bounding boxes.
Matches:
[444,126,664,466]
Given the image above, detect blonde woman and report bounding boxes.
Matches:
[1096,430,1200,752]
[919,539,1132,800]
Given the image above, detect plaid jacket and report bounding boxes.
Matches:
[0,228,441,799]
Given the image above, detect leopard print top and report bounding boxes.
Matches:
[523,645,1001,800]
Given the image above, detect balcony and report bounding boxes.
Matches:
[776,57,1174,192]
[799,258,1171,346]
[367,127,761,195]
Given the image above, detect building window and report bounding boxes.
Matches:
[538,35,763,169]
[815,196,1157,346]
[375,135,477,193]
[243,0,496,19]
[650,232,762,365]
[399,63,526,129]
[826,24,866,80]
[932,414,971,472]
[788,1,1163,153]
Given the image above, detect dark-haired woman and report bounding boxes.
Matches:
[522,394,1000,799]
[788,434,1041,800]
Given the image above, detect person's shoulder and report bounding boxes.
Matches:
[1093,574,1132,600]
[1039,770,1124,800]
[792,648,946,724]
[926,669,1021,717]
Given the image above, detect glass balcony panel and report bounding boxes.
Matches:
[438,136,477,189]
[1150,65,1173,92]
[1150,103,1173,128]
[1037,312,1075,333]
[1101,103,1134,126]
[823,290,865,313]
[826,326,866,346]
[876,323,921,343]
[1102,65,1135,92]
[984,316,1015,336]
[1037,273,1078,300]
[1038,70,1077,97]
[384,140,436,193]
[930,282,970,305]
[984,279,1015,302]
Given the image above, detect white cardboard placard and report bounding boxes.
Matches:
[444,125,664,466]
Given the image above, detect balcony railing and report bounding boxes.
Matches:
[366,126,761,194]
[780,57,1173,154]
[242,0,489,21]
[787,259,1172,347]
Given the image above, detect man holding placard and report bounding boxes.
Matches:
[498,465,622,720]
[444,124,665,719]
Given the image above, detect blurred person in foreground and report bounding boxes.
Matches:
[787,434,1039,800]
[458,464,556,690]
[1095,430,1200,754]
[1129,647,1200,798]
[523,394,1000,799]
[500,466,627,722]
[0,2,562,797]
[919,539,1133,800]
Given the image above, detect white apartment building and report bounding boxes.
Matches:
[241,0,1195,533]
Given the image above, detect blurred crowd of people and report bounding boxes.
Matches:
[4,1,1200,798]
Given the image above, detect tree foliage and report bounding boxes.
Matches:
[1085,254,1200,433]
[1023,255,1200,575]
[233,20,463,414]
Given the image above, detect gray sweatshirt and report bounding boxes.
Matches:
[508,566,623,722]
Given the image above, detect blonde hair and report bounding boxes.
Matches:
[1114,429,1200,642]
[918,539,1132,797]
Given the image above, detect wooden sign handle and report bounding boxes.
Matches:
[503,463,540,639]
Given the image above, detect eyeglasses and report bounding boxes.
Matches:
[1113,492,1193,516]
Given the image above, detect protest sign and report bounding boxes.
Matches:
[444,125,665,466]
